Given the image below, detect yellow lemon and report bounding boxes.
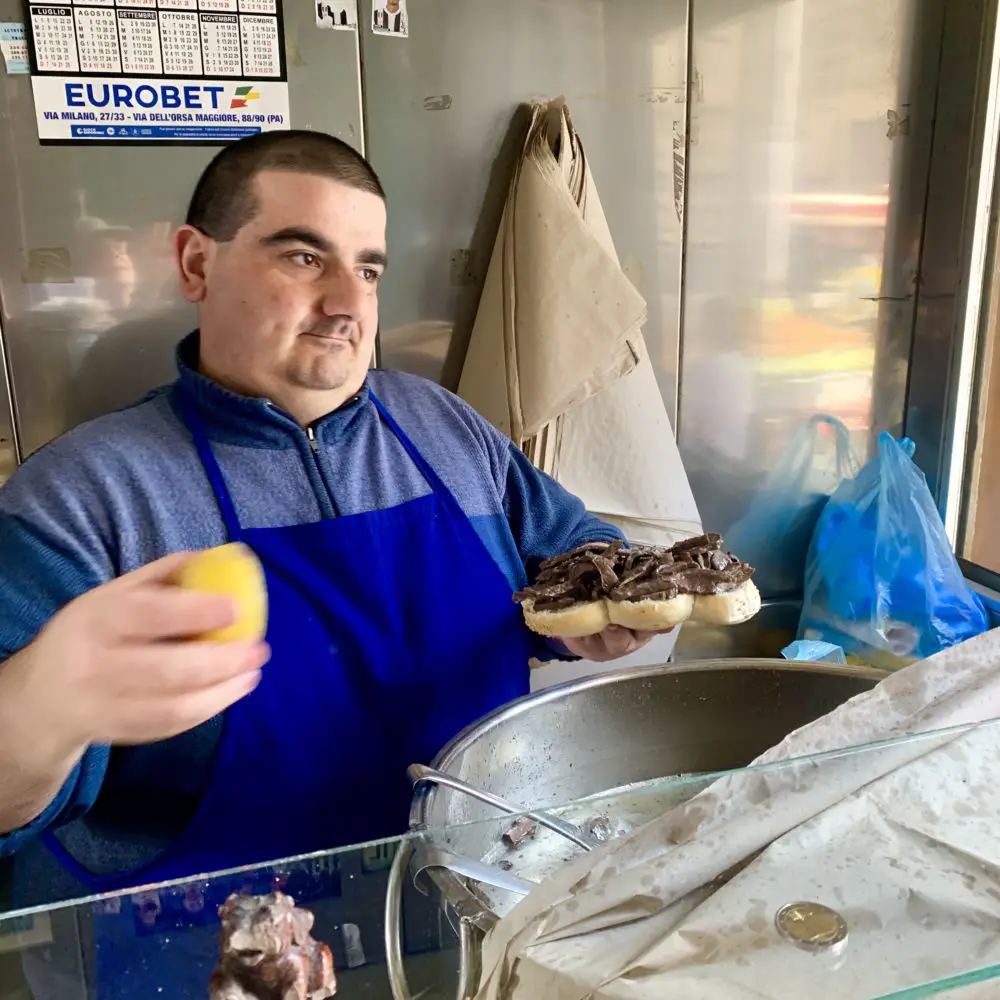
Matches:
[174,542,268,642]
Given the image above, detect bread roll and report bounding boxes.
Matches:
[691,579,762,626]
[520,598,610,638]
[606,593,694,631]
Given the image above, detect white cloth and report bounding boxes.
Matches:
[476,628,1000,999]
[458,99,700,546]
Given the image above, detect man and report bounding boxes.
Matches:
[0,131,659,912]
[372,0,405,33]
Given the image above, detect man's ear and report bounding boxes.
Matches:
[175,225,216,304]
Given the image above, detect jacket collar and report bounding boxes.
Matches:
[171,331,371,448]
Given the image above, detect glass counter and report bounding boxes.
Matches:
[4,717,1000,1000]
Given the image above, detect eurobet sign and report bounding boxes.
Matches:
[63,81,243,111]
[31,75,290,143]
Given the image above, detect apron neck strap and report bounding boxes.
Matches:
[367,391,455,501]
[176,391,244,541]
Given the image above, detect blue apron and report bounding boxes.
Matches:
[37,389,534,997]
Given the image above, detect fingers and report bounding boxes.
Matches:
[95,552,240,640]
[106,586,239,641]
[115,669,263,744]
[563,628,636,662]
[124,640,270,696]
[34,552,269,747]
[563,625,664,662]
[596,625,640,656]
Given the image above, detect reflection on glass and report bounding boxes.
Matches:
[12,190,185,457]
[681,0,912,541]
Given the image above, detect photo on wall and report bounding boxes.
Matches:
[315,0,358,31]
[371,0,408,37]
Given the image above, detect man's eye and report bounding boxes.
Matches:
[289,251,321,268]
[359,268,381,283]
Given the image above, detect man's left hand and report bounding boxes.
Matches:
[560,625,673,662]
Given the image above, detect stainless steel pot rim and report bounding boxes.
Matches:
[410,657,887,831]
[389,658,887,1000]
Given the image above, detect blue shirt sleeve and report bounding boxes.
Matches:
[501,442,624,576]
[0,454,115,857]
[501,443,624,663]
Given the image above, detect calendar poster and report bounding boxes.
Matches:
[23,0,289,142]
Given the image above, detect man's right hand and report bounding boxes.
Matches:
[1,552,269,753]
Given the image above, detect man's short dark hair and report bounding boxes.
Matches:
[186,129,385,242]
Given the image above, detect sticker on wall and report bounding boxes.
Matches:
[0,22,30,75]
[371,0,406,37]
[21,0,291,143]
[315,0,356,30]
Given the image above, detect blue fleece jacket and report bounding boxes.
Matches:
[0,333,620,893]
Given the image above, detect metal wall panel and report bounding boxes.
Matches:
[0,320,18,485]
[0,0,984,566]
[361,0,948,546]
[903,0,998,505]
[359,0,688,423]
[0,1,363,458]
[680,0,937,535]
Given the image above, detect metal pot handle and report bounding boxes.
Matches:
[455,917,483,1000]
[385,838,484,1000]
[388,761,589,1000]
[413,845,535,896]
[385,837,416,1000]
[407,763,595,851]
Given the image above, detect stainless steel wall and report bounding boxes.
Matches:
[679,0,938,534]
[359,0,959,541]
[0,0,363,465]
[360,0,688,422]
[1,0,991,556]
[0,333,17,485]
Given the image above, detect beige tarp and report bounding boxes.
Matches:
[458,99,700,545]
[475,628,1000,999]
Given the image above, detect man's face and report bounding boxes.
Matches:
[176,170,387,418]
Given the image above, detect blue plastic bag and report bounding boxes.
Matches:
[726,414,858,598]
[798,432,989,669]
[781,639,847,664]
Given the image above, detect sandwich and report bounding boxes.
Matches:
[514,533,760,639]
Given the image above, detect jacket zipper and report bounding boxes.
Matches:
[305,424,337,515]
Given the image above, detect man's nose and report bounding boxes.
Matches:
[319,265,365,317]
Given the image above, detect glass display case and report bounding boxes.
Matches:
[4,716,1000,1000]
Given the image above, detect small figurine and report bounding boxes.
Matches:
[209,892,337,1000]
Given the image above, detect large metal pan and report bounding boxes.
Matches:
[385,658,885,999]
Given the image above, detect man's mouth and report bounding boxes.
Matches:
[303,330,353,346]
